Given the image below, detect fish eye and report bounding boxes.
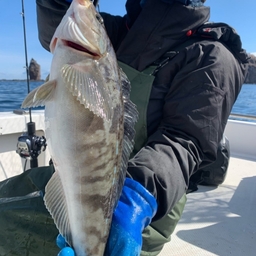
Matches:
[96,13,104,25]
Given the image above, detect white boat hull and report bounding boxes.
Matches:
[0,110,50,181]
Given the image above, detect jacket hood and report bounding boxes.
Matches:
[117,0,210,70]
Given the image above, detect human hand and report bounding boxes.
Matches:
[105,178,157,256]
[56,178,157,256]
[56,234,74,256]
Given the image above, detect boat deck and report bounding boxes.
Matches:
[159,156,256,256]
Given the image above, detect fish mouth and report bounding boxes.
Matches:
[63,40,101,58]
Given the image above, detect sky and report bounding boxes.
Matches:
[0,0,256,80]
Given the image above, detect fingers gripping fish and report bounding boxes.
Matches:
[22,0,138,255]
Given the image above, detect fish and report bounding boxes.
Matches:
[21,0,138,255]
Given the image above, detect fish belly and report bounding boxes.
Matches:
[44,80,123,255]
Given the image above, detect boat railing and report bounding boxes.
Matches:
[226,113,256,161]
[229,113,256,122]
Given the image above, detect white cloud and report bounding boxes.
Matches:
[251,52,256,56]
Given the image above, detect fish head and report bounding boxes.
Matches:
[46,0,122,122]
[50,0,107,59]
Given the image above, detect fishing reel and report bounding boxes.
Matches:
[16,122,47,168]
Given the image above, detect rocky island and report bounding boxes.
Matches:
[245,54,256,84]
[29,58,41,81]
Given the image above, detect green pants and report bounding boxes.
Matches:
[0,167,186,255]
[142,194,187,255]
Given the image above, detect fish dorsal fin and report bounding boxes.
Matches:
[44,171,72,247]
[61,64,113,121]
[21,80,56,108]
[116,68,139,203]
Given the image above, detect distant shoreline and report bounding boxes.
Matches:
[0,79,45,82]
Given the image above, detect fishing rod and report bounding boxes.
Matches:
[21,0,31,122]
[93,0,100,11]
[16,0,47,170]
[93,0,100,7]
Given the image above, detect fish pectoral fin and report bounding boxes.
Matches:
[44,171,72,247]
[21,80,57,108]
[61,64,113,121]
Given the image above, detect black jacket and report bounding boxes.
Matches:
[36,0,249,220]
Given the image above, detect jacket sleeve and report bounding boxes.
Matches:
[126,40,248,220]
[36,1,127,51]
[36,0,71,51]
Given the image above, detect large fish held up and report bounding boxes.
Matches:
[22,0,138,255]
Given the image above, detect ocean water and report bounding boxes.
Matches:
[0,80,44,112]
[0,80,255,116]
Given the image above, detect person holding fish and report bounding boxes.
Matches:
[37,0,247,255]
[0,0,248,255]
